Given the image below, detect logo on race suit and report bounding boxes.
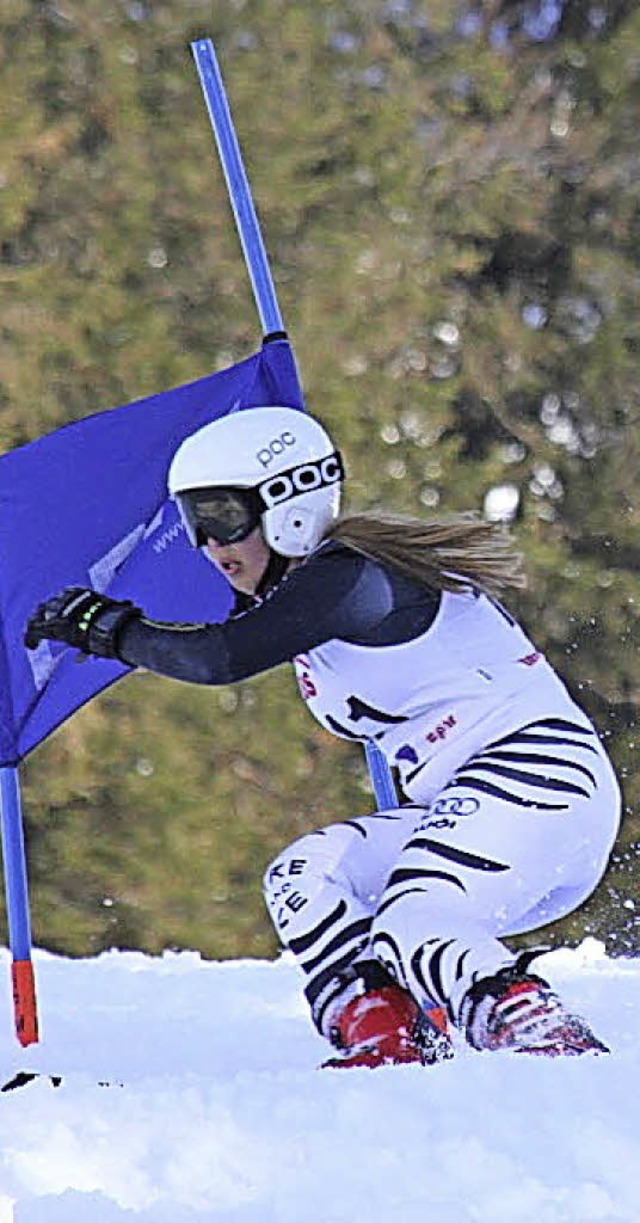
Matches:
[419,793,481,832]
[430,796,480,818]
[259,453,343,509]
[394,715,458,766]
[425,714,457,744]
[395,744,419,765]
[265,857,309,930]
[256,431,297,468]
[294,655,317,700]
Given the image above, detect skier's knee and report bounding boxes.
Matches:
[262,832,336,932]
[262,826,355,902]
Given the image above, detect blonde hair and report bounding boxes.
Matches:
[325,512,526,598]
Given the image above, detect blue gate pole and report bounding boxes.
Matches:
[364,742,399,811]
[0,766,38,1045]
[191,39,284,338]
[190,37,398,814]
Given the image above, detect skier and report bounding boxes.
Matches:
[25,406,621,1067]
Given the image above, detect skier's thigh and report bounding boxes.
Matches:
[398,785,601,930]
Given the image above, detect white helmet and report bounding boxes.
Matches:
[168,406,344,557]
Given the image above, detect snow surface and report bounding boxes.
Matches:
[0,939,638,1222]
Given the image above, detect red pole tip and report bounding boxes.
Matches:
[12,960,39,1047]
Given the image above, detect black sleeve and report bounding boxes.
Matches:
[116,545,401,685]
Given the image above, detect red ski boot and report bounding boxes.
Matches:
[323,985,452,1069]
[461,967,609,1057]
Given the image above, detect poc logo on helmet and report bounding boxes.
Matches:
[256,432,297,469]
[260,454,343,508]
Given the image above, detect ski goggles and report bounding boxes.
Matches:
[177,485,264,547]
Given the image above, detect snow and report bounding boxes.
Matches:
[0,939,639,1221]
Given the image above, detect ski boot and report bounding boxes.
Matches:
[324,984,453,1069]
[460,960,608,1057]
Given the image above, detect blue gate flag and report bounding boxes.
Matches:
[0,338,303,766]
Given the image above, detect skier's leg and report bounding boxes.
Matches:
[370,720,621,1052]
[263,809,416,1039]
[264,808,454,1065]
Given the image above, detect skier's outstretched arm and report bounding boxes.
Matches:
[25,544,435,685]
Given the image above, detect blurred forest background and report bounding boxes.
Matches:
[1,0,639,962]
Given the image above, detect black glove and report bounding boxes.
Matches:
[25,587,142,660]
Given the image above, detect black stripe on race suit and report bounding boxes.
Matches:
[362,812,411,821]
[483,717,598,751]
[301,916,373,974]
[489,732,599,752]
[287,899,347,955]
[456,948,471,981]
[448,774,569,809]
[473,749,598,788]
[455,760,593,799]
[495,716,595,737]
[325,716,367,740]
[326,813,408,842]
[402,837,510,873]
[369,931,410,990]
[384,865,467,893]
[304,940,372,1012]
[411,938,457,1007]
[336,819,368,838]
[376,884,436,919]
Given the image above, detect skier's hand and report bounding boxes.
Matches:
[25,587,141,660]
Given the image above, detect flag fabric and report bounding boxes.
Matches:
[0,339,303,766]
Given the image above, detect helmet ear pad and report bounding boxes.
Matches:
[263,488,340,557]
[265,503,316,556]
